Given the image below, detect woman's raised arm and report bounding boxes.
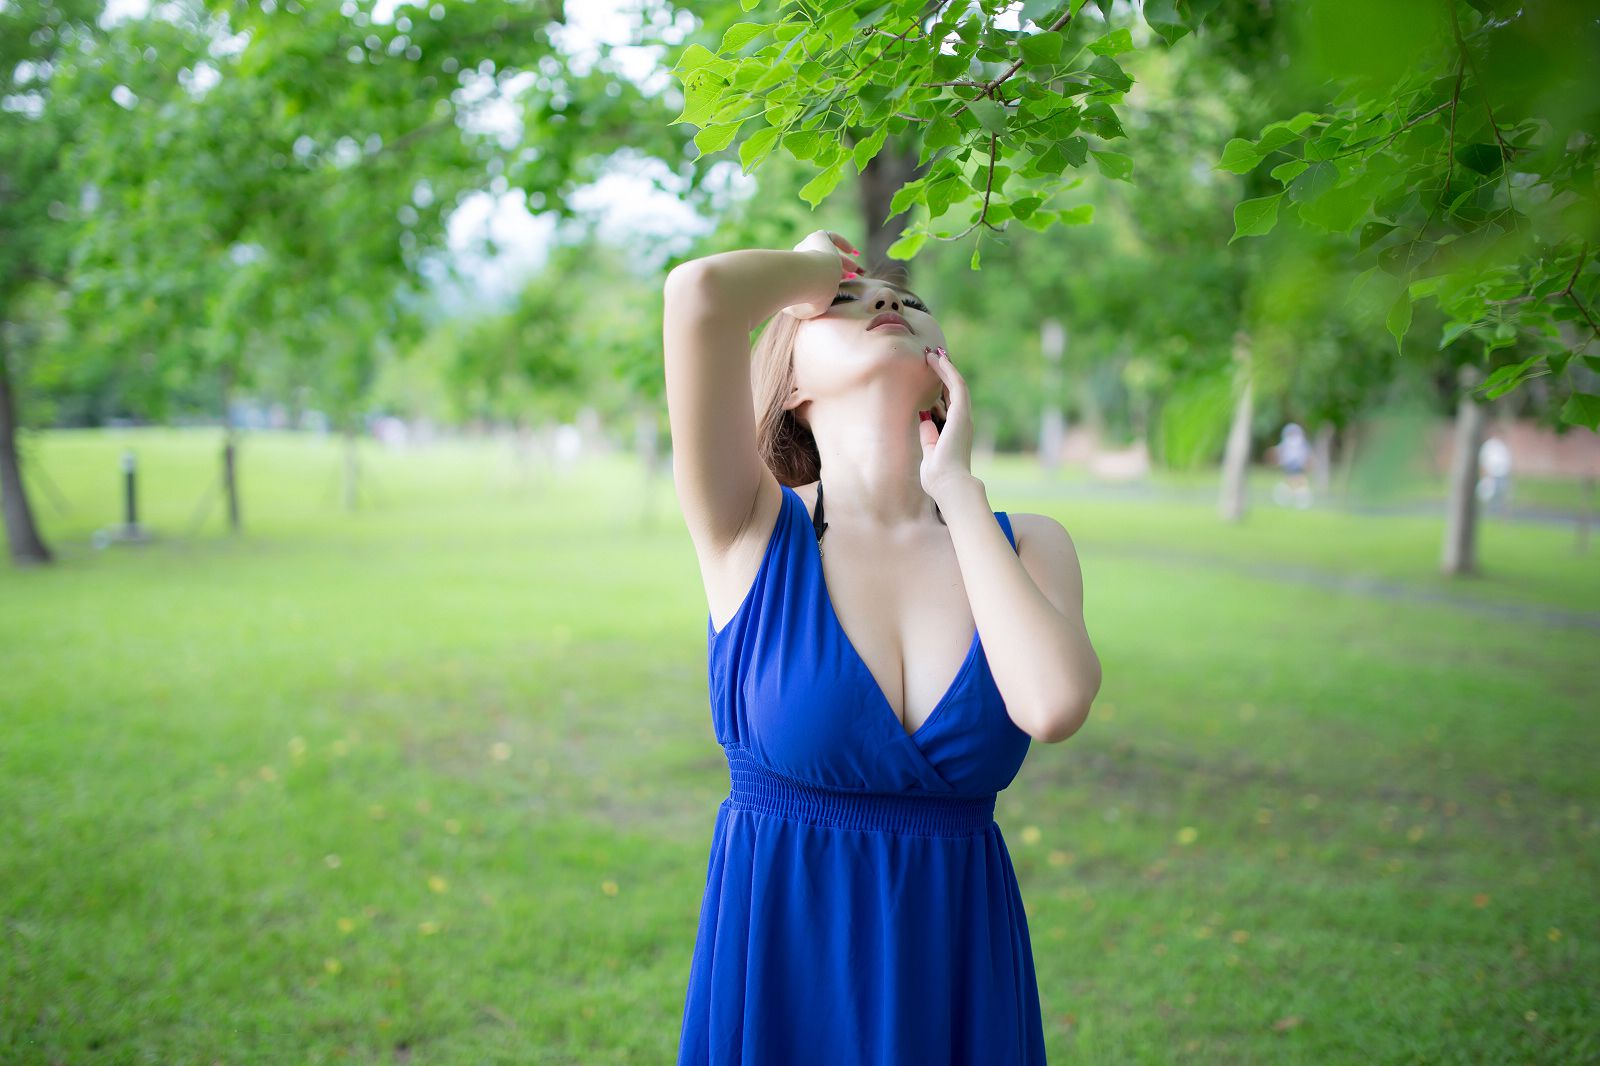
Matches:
[661,235,857,553]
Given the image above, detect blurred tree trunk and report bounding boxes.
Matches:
[1218,330,1253,522]
[1441,363,1484,575]
[858,141,925,282]
[1311,422,1334,495]
[342,420,362,512]
[0,341,52,566]
[220,364,242,533]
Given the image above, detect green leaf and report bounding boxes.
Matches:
[1020,30,1064,66]
[971,240,982,270]
[1258,111,1320,142]
[1481,354,1545,399]
[888,178,927,220]
[750,61,795,92]
[1060,136,1088,166]
[1216,139,1261,174]
[1091,149,1133,182]
[924,114,964,151]
[853,124,889,173]
[851,2,893,31]
[1438,320,1476,349]
[1287,159,1338,203]
[968,99,1008,135]
[1086,54,1132,92]
[1559,391,1600,431]
[740,0,759,10]
[1229,193,1282,243]
[1269,159,1309,184]
[783,129,823,160]
[673,71,725,127]
[927,173,965,218]
[1386,290,1412,353]
[694,122,741,158]
[1011,196,1043,219]
[1088,28,1134,56]
[798,159,847,208]
[672,44,719,75]
[1142,0,1190,44]
[739,125,782,173]
[886,229,928,259]
[718,23,767,54]
[1057,203,1094,225]
[1359,221,1396,250]
[1082,101,1125,139]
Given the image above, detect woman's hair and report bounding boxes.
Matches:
[749,261,946,522]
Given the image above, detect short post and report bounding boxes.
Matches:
[122,448,140,536]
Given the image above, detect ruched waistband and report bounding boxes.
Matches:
[723,744,996,837]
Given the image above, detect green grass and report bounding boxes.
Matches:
[2,428,1595,1064]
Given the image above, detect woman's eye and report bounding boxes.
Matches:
[832,291,930,313]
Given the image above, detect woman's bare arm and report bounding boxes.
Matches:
[661,248,838,552]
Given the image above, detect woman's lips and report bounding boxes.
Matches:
[867,311,911,332]
[869,321,911,332]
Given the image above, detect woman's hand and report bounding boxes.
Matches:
[919,344,975,502]
[780,230,864,320]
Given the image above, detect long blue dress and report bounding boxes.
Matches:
[677,482,1047,1064]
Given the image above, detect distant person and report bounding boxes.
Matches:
[1272,422,1313,509]
[663,229,1100,1062]
[1478,435,1513,512]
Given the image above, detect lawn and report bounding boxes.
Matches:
[2,428,1594,1064]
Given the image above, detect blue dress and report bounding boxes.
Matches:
[677,483,1046,1064]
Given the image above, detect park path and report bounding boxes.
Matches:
[994,476,1596,530]
[987,478,1600,631]
[1079,541,1600,631]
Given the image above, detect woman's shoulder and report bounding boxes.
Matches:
[1004,511,1076,554]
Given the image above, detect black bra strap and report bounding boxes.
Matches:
[813,480,828,543]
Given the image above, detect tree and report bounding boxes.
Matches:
[1,0,703,566]
[672,0,1597,427]
[1211,0,1597,428]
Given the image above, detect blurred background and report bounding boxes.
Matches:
[2,0,1595,1062]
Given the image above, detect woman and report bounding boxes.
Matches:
[663,229,1100,1064]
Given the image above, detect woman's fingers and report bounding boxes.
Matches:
[924,345,966,412]
[827,231,863,257]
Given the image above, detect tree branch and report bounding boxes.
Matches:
[935,131,1002,241]
[949,6,1076,123]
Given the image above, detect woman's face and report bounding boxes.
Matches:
[789,275,948,419]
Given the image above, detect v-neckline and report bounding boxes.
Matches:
[800,487,983,741]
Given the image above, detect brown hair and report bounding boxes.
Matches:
[749,265,947,521]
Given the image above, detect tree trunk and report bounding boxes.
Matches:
[0,338,53,566]
[1311,421,1334,494]
[1441,363,1484,575]
[1217,330,1253,523]
[220,364,242,533]
[223,430,241,532]
[1335,422,1358,505]
[343,420,360,511]
[858,139,926,282]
